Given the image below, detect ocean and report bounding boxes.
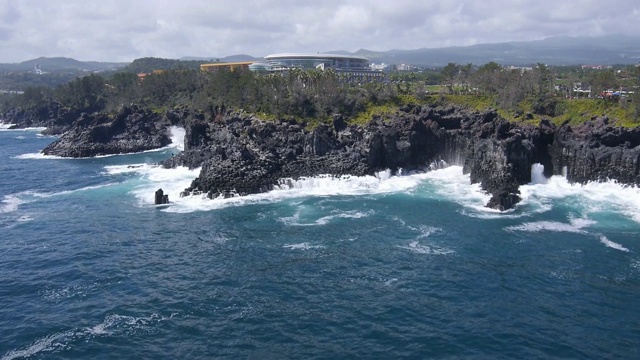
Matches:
[1,126,639,359]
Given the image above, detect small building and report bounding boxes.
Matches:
[200,61,254,72]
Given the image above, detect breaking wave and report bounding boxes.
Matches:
[1,313,174,360]
[599,236,630,252]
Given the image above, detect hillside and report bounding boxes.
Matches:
[0,57,127,72]
[350,35,640,66]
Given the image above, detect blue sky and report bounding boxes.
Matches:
[1,0,639,62]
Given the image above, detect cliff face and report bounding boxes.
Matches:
[22,100,640,210]
[1,103,80,134]
[548,117,640,185]
[41,106,174,158]
[165,105,640,210]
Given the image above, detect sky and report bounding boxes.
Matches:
[1,0,639,63]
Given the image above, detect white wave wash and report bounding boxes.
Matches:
[168,126,185,151]
[103,163,201,209]
[0,125,46,132]
[0,194,29,214]
[506,217,596,234]
[599,236,630,252]
[158,170,436,213]
[116,157,640,222]
[1,313,172,360]
[397,241,454,255]
[30,183,117,198]
[0,184,120,214]
[279,209,374,226]
[283,242,325,250]
[422,166,497,215]
[519,164,640,224]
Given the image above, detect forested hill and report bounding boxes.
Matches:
[0,57,126,72]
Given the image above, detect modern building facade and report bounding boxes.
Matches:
[199,54,384,81]
[260,53,384,81]
[264,53,370,71]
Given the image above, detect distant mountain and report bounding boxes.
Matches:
[2,35,639,75]
[353,35,640,66]
[0,57,127,72]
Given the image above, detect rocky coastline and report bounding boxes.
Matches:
[4,102,639,210]
[162,104,640,210]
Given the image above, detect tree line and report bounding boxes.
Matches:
[2,60,639,123]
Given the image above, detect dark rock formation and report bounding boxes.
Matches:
[163,107,640,211]
[42,105,173,157]
[549,117,640,184]
[1,102,81,134]
[18,99,638,211]
[155,188,169,205]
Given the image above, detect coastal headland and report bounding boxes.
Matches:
[4,102,639,211]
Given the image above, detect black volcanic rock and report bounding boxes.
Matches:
[42,106,172,157]
[549,120,640,184]
[164,105,640,211]
[21,99,639,211]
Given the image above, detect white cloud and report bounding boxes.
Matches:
[0,0,638,62]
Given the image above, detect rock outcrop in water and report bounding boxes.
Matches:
[41,105,175,158]
[161,105,639,210]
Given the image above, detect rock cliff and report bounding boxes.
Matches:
[41,105,174,157]
[164,105,639,210]
[18,100,639,210]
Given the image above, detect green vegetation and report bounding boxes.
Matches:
[2,57,639,128]
[119,57,206,74]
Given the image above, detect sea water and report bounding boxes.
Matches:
[1,128,639,359]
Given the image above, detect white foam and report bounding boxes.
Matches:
[14,152,65,160]
[283,242,325,250]
[519,170,640,224]
[168,126,185,152]
[103,163,201,208]
[1,313,171,360]
[0,194,27,213]
[0,125,46,132]
[412,225,440,238]
[164,170,433,213]
[422,166,498,214]
[17,215,34,222]
[397,241,454,255]
[530,163,547,185]
[280,209,374,226]
[599,236,630,252]
[506,217,596,233]
[31,183,117,198]
[1,330,75,360]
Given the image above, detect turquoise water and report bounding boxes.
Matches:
[1,128,639,359]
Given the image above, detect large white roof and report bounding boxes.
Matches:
[264,53,369,61]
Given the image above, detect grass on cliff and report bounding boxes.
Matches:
[254,93,639,130]
[441,95,640,127]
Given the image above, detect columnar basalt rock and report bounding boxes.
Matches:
[548,117,640,185]
[165,107,640,211]
[24,101,640,211]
